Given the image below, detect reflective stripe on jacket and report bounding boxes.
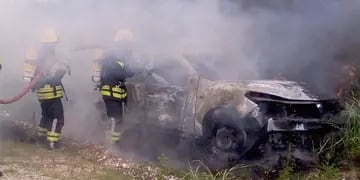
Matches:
[101,84,127,99]
[36,84,63,100]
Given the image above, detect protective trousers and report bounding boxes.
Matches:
[103,99,125,143]
[37,98,64,144]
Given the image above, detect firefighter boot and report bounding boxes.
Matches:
[47,131,61,150]
[107,132,121,154]
[109,117,121,152]
[46,118,64,150]
[112,132,121,144]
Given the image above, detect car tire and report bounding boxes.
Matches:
[201,105,261,168]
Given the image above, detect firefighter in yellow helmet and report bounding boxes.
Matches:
[31,29,70,149]
[97,29,138,146]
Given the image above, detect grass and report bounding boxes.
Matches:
[278,147,296,180]
[156,153,189,179]
[319,165,341,180]
[95,169,131,180]
[275,90,360,180]
[302,91,358,178]
[157,153,249,180]
[318,91,360,163]
[276,153,342,180]
[181,162,248,180]
[343,92,360,161]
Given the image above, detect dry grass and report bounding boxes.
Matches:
[0,141,129,180]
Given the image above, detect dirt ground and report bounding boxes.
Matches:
[0,119,175,180]
[0,141,130,180]
[0,139,179,180]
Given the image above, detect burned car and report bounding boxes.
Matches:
[195,80,343,168]
[107,54,343,169]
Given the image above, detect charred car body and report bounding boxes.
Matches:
[105,54,344,169]
[197,80,343,168]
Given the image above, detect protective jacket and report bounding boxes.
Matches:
[32,61,68,101]
[100,57,135,101]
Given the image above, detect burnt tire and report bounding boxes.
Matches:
[200,105,261,169]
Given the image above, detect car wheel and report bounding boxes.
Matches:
[214,126,247,152]
[211,125,247,156]
[200,105,261,169]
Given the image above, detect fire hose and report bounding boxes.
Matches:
[0,63,54,104]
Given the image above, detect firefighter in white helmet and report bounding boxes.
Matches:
[30,28,70,149]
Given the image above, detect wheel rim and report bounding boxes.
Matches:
[215,127,235,151]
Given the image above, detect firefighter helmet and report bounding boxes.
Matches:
[40,28,58,43]
[113,29,134,42]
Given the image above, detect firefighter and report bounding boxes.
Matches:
[31,29,70,149]
[99,54,135,146]
[98,29,137,146]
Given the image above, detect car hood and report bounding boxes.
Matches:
[245,80,318,101]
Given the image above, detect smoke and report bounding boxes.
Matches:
[1,1,359,83]
[0,0,360,160]
[238,0,360,97]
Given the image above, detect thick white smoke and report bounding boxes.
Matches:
[0,0,360,143]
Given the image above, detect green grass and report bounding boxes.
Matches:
[157,153,249,180]
[278,147,296,180]
[293,91,360,180]
[319,165,341,180]
[343,93,360,161]
[182,161,238,180]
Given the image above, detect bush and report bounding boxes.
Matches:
[343,93,360,161]
[317,91,360,163]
